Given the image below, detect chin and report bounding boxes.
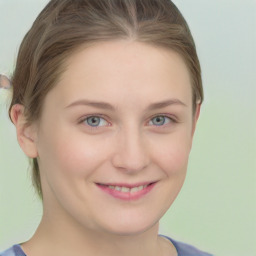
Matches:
[96,214,161,237]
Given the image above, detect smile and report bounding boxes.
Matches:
[104,184,148,193]
[96,182,157,201]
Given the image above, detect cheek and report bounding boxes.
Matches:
[150,132,192,175]
[38,128,110,180]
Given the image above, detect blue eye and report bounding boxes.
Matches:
[85,116,108,127]
[149,116,172,126]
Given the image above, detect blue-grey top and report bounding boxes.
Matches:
[0,236,213,256]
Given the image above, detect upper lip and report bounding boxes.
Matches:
[96,181,157,188]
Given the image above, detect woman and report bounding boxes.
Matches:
[1,0,212,255]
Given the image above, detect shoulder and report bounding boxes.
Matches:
[160,235,213,256]
[0,245,26,256]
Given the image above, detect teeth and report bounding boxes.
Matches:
[108,184,148,193]
[130,185,144,193]
[121,187,130,192]
[130,187,139,193]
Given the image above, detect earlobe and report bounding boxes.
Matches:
[195,103,201,122]
[10,104,38,158]
[191,103,201,137]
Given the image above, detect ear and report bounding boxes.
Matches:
[0,74,11,89]
[10,104,38,158]
[191,103,201,137]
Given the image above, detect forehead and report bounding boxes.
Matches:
[46,40,192,110]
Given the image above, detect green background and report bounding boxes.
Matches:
[0,0,255,255]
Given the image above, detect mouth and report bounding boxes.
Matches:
[96,182,157,201]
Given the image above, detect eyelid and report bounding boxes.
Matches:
[77,113,178,130]
[148,114,177,123]
[78,114,111,127]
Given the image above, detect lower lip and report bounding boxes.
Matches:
[96,183,156,201]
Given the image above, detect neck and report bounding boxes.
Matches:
[22,215,165,256]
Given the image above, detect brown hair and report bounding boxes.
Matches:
[9,0,203,198]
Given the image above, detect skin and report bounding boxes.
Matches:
[0,74,11,89]
[11,40,200,256]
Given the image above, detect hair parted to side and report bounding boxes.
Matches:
[9,0,203,198]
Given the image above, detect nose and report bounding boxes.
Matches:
[111,127,150,174]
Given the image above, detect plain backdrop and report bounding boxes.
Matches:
[0,0,255,255]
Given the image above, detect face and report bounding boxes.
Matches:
[31,41,198,236]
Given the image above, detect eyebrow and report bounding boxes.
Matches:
[65,99,187,111]
[147,99,187,110]
[65,100,115,110]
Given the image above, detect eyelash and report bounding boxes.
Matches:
[78,115,110,129]
[78,114,177,130]
[148,115,176,126]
